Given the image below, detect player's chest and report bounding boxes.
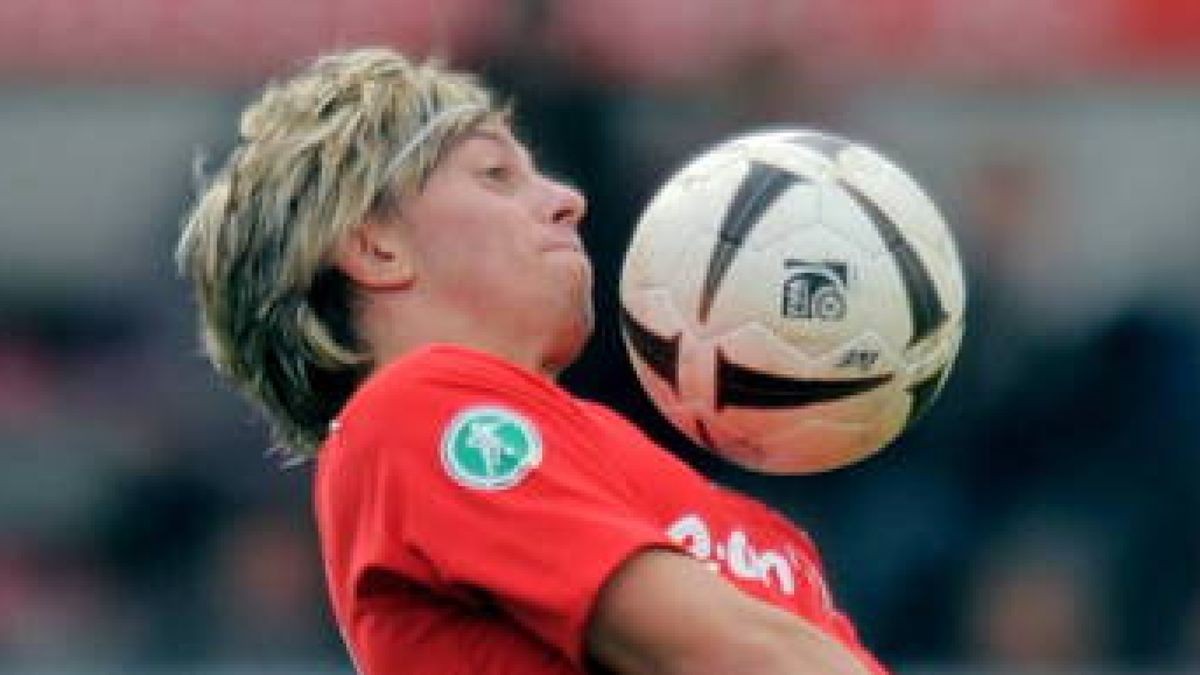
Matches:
[657,497,834,615]
[616,461,832,616]
[589,413,836,616]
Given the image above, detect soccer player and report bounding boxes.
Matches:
[178,48,886,674]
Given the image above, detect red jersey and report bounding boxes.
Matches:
[314,344,886,674]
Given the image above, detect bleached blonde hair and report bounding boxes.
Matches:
[177,47,501,459]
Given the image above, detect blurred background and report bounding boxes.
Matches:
[2,0,1199,673]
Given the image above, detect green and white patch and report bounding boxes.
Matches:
[441,406,542,490]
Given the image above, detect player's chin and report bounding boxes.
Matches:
[545,246,592,271]
[552,252,594,296]
[540,308,592,375]
[561,286,595,355]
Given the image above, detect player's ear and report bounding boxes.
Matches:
[333,218,415,290]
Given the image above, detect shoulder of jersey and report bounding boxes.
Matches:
[340,344,559,422]
[576,400,639,436]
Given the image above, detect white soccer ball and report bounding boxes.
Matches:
[619,129,966,474]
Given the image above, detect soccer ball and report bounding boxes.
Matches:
[619,129,965,474]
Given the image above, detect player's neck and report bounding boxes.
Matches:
[357,295,557,379]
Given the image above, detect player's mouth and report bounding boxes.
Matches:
[541,237,585,254]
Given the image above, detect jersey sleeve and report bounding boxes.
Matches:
[735,491,891,675]
[338,348,679,669]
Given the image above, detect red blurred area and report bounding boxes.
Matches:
[1,0,1198,84]
[0,0,504,83]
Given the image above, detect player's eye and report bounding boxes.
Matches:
[481,165,511,182]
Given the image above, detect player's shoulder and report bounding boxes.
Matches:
[334,343,579,441]
[348,343,545,404]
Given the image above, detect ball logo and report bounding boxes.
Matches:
[781,260,848,321]
[441,406,542,490]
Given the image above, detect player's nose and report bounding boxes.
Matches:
[542,175,586,230]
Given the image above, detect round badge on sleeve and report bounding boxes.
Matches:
[441,406,543,490]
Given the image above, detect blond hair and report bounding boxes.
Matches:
[177,47,500,459]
